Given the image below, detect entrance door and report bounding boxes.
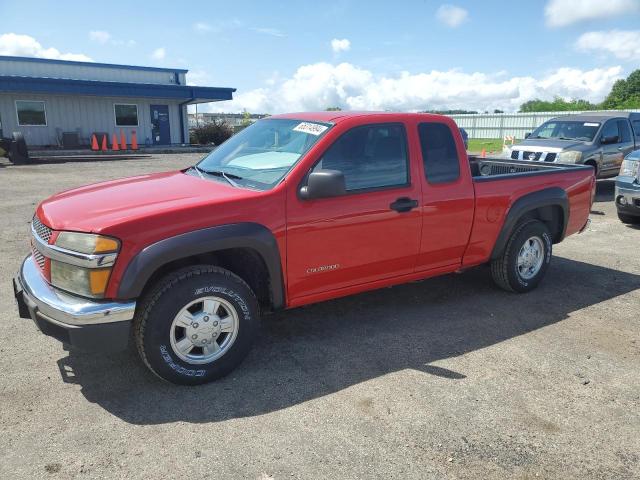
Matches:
[150,105,171,145]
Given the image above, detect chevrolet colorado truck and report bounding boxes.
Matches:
[13,112,595,385]
[509,112,640,178]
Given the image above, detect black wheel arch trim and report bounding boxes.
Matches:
[490,187,569,260]
[117,222,285,309]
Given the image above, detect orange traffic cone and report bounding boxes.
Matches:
[481,148,486,158]
[91,134,99,151]
[111,133,120,151]
[120,130,127,150]
[130,130,138,150]
[101,134,108,151]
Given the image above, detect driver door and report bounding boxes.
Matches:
[285,122,422,301]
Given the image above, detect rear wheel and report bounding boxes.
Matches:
[133,265,260,385]
[491,220,552,293]
[617,212,640,224]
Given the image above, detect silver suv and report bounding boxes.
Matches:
[509,112,640,179]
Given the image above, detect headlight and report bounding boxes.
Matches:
[50,261,112,298]
[50,232,120,298]
[619,159,639,179]
[55,232,119,254]
[557,151,582,163]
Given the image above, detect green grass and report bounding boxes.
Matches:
[467,138,507,153]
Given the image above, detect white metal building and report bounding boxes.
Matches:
[0,55,235,147]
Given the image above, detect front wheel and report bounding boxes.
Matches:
[491,220,552,293]
[133,265,260,385]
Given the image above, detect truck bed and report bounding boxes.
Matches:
[468,156,593,181]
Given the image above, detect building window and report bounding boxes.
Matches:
[114,104,139,126]
[16,100,47,126]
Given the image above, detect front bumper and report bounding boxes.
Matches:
[13,255,136,351]
[615,180,640,217]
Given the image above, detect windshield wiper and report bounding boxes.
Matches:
[192,166,243,187]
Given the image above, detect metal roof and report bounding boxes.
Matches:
[0,55,188,73]
[0,75,235,103]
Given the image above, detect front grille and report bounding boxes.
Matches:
[31,216,52,271]
[32,245,46,269]
[32,216,52,243]
[523,151,542,161]
[544,153,557,162]
[511,150,519,160]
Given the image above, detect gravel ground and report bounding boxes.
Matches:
[0,154,638,479]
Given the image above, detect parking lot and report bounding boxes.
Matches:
[0,154,638,479]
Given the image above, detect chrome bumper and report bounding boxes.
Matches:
[615,182,640,215]
[17,255,135,325]
[13,256,135,351]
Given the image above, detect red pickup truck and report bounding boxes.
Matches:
[13,112,594,385]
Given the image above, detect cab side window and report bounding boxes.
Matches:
[601,120,619,141]
[418,122,460,184]
[617,120,631,143]
[313,123,409,192]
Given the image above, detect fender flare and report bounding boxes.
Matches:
[490,187,569,260]
[117,222,285,308]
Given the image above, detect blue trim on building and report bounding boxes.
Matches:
[0,55,188,74]
[0,76,235,102]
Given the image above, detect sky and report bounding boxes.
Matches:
[1,0,639,113]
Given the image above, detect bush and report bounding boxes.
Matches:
[190,119,234,145]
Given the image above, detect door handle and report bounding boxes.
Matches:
[390,197,419,213]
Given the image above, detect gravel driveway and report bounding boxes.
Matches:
[0,155,638,479]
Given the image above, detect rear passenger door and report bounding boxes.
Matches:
[285,123,422,300]
[616,119,635,160]
[415,121,475,271]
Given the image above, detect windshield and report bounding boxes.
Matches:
[194,118,332,190]
[530,120,600,141]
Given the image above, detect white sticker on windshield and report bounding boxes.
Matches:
[584,122,600,127]
[293,122,328,136]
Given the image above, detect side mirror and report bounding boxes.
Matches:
[525,132,531,139]
[601,135,619,145]
[299,169,346,200]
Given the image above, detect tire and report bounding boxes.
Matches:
[133,265,260,385]
[491,220,552,293]
[617,212,640,224]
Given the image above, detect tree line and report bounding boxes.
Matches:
[519,69,640,112]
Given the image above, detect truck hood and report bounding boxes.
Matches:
[36,170,251,232]
[514,138,589,152]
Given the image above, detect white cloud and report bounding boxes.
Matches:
[151,47,166,60]
[331,38,351,53]
[89,30,111,44]
[198,62,623,114]
[576,30,640,61]
[545,0,639,27]
[252,27,286,37]
[436,4,469,28]
[0,33,92,61]
[194,22,212,33]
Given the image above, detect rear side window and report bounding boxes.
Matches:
[617,120,631,142]
[313,123,409,192]
[631,120,640,139]
[418,122,460,184]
